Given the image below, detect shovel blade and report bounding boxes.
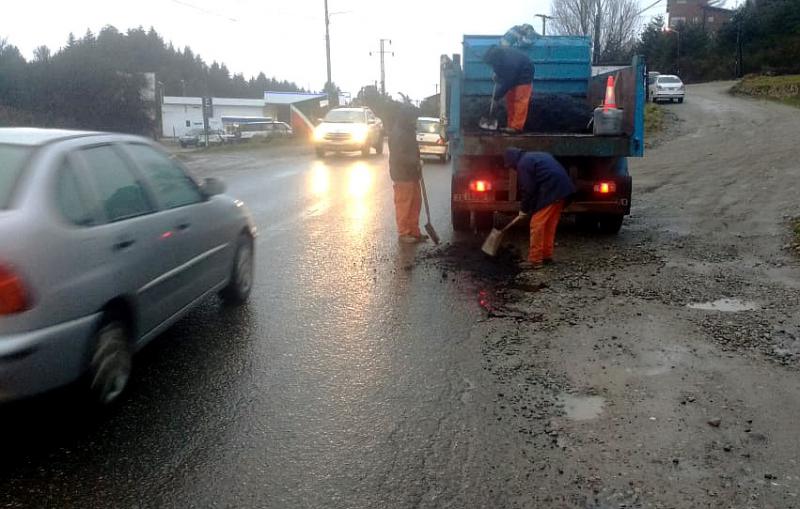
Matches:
[425,222,440,245]
[481,228,504,256]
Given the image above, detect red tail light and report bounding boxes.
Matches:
[594,182,616,194]
[469,180,492,193]
[0,264,30,315]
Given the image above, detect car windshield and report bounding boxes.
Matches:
[416,120,440,134]
[0,144,32,209]
[324,110,365,123]
[659,76,682,84]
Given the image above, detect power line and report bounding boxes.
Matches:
[169,0,238,22]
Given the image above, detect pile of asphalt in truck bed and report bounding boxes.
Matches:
[462,93,594,134]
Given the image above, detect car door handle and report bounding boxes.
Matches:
[113,239,136,251]
[176,222,191,231]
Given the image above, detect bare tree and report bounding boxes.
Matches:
[550,0,644,63]
[33,45,51,63]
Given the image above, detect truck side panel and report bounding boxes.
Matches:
[461,35,592,98]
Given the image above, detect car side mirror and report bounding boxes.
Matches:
[203,177,226,197]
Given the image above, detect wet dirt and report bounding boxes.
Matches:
[422,83,800,508]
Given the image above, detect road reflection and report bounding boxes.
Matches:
[309,162,330,197]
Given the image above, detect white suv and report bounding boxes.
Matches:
[312,108,384,158]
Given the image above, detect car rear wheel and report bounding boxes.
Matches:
[375,139,384,154]
[678,98,684,103]
[88,318,132,406]
[220,234,254,305]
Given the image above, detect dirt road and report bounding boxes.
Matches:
[448,82,800,508]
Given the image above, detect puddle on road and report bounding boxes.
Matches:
[687,298,759,312]
[558,394,605,421]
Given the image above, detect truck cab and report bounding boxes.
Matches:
[441,35,646,233]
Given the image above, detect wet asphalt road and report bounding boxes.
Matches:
[0,146,507,508]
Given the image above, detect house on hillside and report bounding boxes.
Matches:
[667,0,734,31]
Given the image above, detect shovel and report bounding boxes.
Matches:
[419,172,440,244]
[481,213,528,256]
[479,81,499,131]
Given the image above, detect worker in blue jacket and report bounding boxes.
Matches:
[483,46,535,134]
[505,149,575,269]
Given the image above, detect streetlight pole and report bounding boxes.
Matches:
[324,0,332,101]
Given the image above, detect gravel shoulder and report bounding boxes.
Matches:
[428,82,800,508]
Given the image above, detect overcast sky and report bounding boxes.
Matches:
[5,0,674,101]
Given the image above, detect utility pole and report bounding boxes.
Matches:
[534,14,553,36]
[370,39,393,96]
[324,0,332,102]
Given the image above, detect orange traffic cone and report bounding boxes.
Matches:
[603,75,617,112]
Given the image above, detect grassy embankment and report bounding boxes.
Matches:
[644,103,664,135]
[731,75,800,108]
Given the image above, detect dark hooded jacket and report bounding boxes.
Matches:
[505,149,575,214]
[483,46,534,100]
[388,108,421,182]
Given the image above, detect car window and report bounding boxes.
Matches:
[57,158,95,226]
[80,145,153,222]
[659,76,682,84]
[0,144,32,209]
[124,143,204,209]
[324,110,366,123]
[416,119,440,134]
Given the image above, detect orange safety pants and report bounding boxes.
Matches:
[529,200,565,263]
[393,181,422,237]
[505,83,533,131]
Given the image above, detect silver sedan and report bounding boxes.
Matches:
[0,128,256,405]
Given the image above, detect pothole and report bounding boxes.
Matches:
[687,298,759,312]
[558,394,605,421]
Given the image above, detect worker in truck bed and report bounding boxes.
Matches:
[505,148,575,269]
[483,45,535,134]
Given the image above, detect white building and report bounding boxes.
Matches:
[161,96,277,138]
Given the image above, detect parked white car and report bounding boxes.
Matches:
[415,117,449,163]
[649,75,685,103]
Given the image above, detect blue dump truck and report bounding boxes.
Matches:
[440,35,646,234]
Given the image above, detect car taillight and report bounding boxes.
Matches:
[469,180,492,192]
[0,264,30,315]
[594,182,617,194]
[436,137,446,145]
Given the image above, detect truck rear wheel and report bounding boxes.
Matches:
[598,214,624,234]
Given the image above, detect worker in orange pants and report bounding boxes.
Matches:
[505,149,576,269]
[389,106,427,243]
[483,45,534,134]
[392,180,422,240]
